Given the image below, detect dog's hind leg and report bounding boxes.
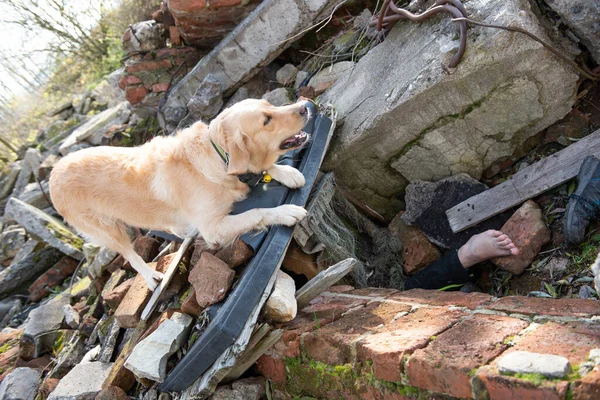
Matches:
[72,215,164,291]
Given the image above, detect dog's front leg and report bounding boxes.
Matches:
[267,164,305,189]
[201,205,307,247]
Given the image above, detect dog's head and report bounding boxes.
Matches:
[210,99,310,175]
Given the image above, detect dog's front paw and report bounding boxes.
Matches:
[267,205,307,226]
[268,165,305,189]
[143,271,164,291]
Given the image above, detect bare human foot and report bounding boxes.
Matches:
[457,230,519,269]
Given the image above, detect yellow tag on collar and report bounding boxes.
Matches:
[262,173,272,183]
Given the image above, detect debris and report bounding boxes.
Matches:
[295,258,356,310]
[0,367,41,400]
[265,270,297,323]
[21,296,69,360]
[180,289,203,317]
[0,226,26,265]
[0,162,22,199]
[5,198,83,260]
[29,257,79,302]
[214,238,254,268]
[308,61,354,91]
[114,263,159,328]
[276,64,298,86]
[89,248,118,279]
[189,252,235,309]
[9,239,41,267]
[389,211,440,275]
[102,277,134,311]
[94,386,129,400]
[294,70,309,89]
[211,377,266,400]
[282,243,321,280]
[497,351,571,379]
[123,20,166,53]
[19,180,51,209]
[47,334,86,379]
[62,305,80,329]
[262,88,292,107]
[447,128,600,233]
[98,318,121,363]
[48,362,114,400]
[187,75,223,121]
[492,201,551,275]
[124,312,192,382]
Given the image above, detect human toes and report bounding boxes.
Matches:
[487,230,503,237]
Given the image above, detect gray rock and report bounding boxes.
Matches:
[5,198,83,260]
[124,312,193,382]
[22,296,69,358]
[160,0,340,131]
[264,270,297,322]
[308,61,354,89]
[0,367,41,400]
[0,247,63,300]
[92,80,125,108]
[402,174,511,249]
[497,350,571,379]
[62,304,80,329]
[294,70,309,89]
[9,239,40,267]
[187,75,224,121]
[0,227,26,264]
[20,181,51,209]
[0,163,22,199]
[141,390,158,400]
[0,299,22,329]
[589,349,600,366]
[321,0,579,217]
[48,362,113,400]
[59,102,130,153]
[38,154,58,181]
[48,334,86,379]
[88,247,117,279]
[276,64,298,86]
[107,68,125,89]
[98,318,121,363]
[545,0,600,63]
[80,345,101,364]
[262,88,292,107]
[124,20,166,53]
[23,148,42,180]
[11,158,33,199]
[72,91,90,115]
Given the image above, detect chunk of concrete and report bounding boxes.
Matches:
[124,312,192,382]
[0,367,41,400]
[88,247,117,279]
[497,350,571,379]
[321,0,579,218]
[21,296,69,359]
[264,270,297,322]
[5,198,83,260]
[48,362,113,400]
[187,75,223,121]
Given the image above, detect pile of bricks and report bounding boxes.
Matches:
[257,287,600,399]
[119,47,202,107]
[168,0,262,49]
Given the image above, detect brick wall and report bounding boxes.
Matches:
[258,288,600,399]
[167,0,262,49]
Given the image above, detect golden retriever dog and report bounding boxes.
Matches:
[49,99,311,290]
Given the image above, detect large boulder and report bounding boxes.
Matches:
[321,0,579,217]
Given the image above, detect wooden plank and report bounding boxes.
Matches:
[295,258,356,309]
[446,128,600,233]
[141,237,192,321]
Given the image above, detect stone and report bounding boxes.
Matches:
[48,362,113,400]
[19,180,51,209]
[389,211,440,275]
[402,174,511,249]
[282,243,320,280]
[545,0,600,64]
[294,70,309,89]
[5,198,83,260]
[211,377,266,400]
[98,319,121,363]
[21,296,69,359]
[38,154,58,181]
[94,386,129,400]
[92,81,125,108]
[124,312,192,382]
[0,227,26,265]
[264,270,297,323]
[161,0,339,132]
[497,351,571,379]
[0,162,22,199]
[214,238,254,268]
[492,200,551,275]
[59,102,131,153]
[180,288,203,317]
[9,239,41,267]
[62,305,80,329]
[122,20,165,53]
[0,247,63,300]
[321,0,579,218]
[48,334,86,379]
[276,64,298,86]
[102,278,134,311]
[29,257,80,302]
[308,61,354,90]
[39,378,60,399]
[23,148,42,179]
[11,159,33,200]
[187,74,223,121]
[0,367,41,400]
[262,88,291,107]
[189,253,235,308]
[89,248,118,279]
[488,296,600,318]
[590,349,600,366]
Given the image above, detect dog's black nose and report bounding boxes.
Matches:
[298,104,307,116]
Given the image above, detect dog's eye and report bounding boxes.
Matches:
[264,115,272,126]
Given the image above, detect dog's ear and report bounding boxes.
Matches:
[227,140,250,175]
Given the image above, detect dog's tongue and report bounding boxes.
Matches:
[280,131,308,150]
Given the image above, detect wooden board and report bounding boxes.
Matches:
[295,258,356,309]
[446,128,600,233]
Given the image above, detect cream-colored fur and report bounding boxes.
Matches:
[49,99,310,290]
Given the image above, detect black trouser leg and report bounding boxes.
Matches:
[404,250,472,290]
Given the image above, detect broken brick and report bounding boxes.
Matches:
[189,252,235,308]
[28,257,79,302]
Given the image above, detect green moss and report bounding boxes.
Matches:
[512,372,549,386]
[45,221,85,250]
[52,331,66,356]
[0,342,14,354]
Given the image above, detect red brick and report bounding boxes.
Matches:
[29,257,79,301]
[488,296,600,318]
[117,74,142,90]
[169,26,181,46]
[500,321,600,366]
[389,212,441,275]
[327,285,355,293]
[102,278,134,310]
[356,307,466,382]
[302,302,410,365]
[573,366,600,400]
[168,0,207,14]
[132,236,161,263]
[473,365,569,400]
[214,238,254,268]
[347,287,399,298]
[492,200,550,275]
[151,82,170,93]
[406,315,529,398]
[256,355,286,383]
[125,86,149,105]
[314,81,334,96]
[180,288,204,317]
[388,289,493,309]
[126,59,172,74]
[95,386,129,400]
[189,252,235,307]
[301,293,370,321]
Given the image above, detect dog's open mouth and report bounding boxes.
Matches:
[280,130,309,150]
